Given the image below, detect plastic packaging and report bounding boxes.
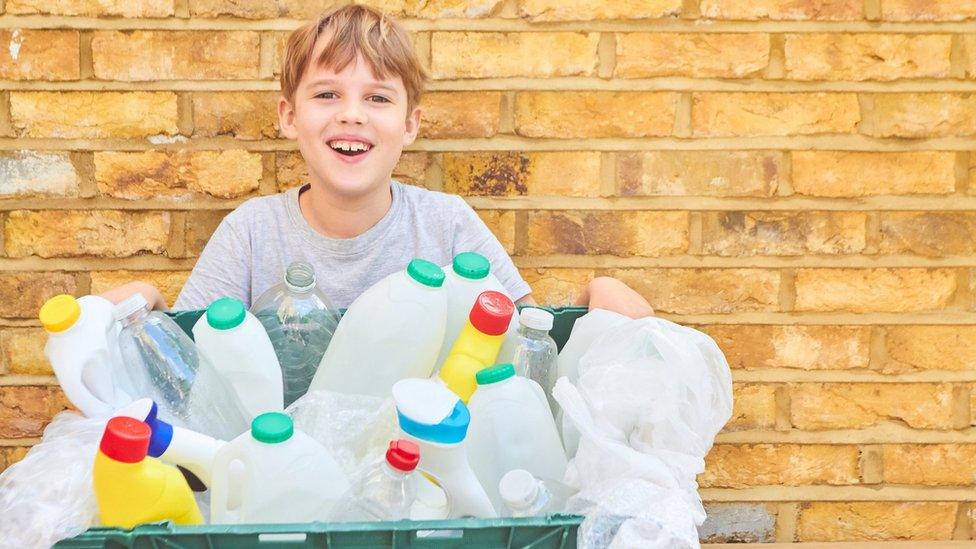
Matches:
[333,439,421,521]
[209,412,349,524]
[392,378,496,519]
[466,364,567,512]
[114,294,250,441]
[509,308,559,412]
[498,469,573,518]
[251,261,341,407]
[193,297,284,417]
[438,290,514,403]
[309,259,448,398]
[0,411,103,548]
[93,416,203,529]
[41,294,134,417]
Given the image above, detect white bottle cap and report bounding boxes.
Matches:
[112,293,149,321]
[499,469,540,509]
[392,378,459,424]
[519,308,554,331]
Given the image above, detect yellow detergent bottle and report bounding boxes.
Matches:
[93,416,203,529]
[438,290,514,402]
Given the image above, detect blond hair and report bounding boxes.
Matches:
[280,4,427,112]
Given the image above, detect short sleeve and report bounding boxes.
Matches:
[450,197,532,301]
[173,212,253,311]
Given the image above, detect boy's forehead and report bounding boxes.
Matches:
[301,45,404,92]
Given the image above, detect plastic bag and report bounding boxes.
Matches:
[0,411,105,548]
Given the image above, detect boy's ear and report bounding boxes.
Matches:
[278,96,299,140]
[402,106,422,146]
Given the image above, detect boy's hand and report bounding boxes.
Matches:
[97,281,169,311]
[574,276,654,319]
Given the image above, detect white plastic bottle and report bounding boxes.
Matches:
[40,294,133,418]
[193,297,284,418]
[392,378,496,519]
[309,259,448,398]
[510,308,559,412]
[437,252,520,372]
[466,364,568,513]
[209,412,349,524]
[333,439,421,521]
[498,469,573,518]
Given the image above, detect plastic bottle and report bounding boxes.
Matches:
[392,378,496,519]
[437,252,520,371]
[193,297,284,417]
[309,259,448,398]
[498,469,572,518]
[209,412,349,524]
[40,294,134,418]
[437,291,514,403]
[334,439,422,521]
[93,416,203,529]
[510,308,559,412]
[114,294,249,441]
[250,262,340,407]
[466,364,568,513]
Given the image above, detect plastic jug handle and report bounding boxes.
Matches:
[55,357,114,418]
[209,439,248,524]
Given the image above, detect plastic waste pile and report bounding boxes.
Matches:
[0,252,732,549]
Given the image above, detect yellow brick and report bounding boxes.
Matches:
[281,0,506,19]
[518,0,681,21]
[700,444,859,488]
[6,0,173,16]
[700,503,777,544]
[0,152,79,198]
[867,94,976,138]
[616,151,781,197]
[430,32,599,79]
[790,383,958,430]
[700,0,862,20]
[192,92,279,140]
[879,212,976,257]
[5,211,170,258]
[421,92,502,139]
[725,384,777,431]
[615,33,769,78]
[702,211,866,256]
[10,92,178,139]
[190,0,278,17]
[527,211,688,257]
[965,36,976,78]
[185,210,230,257]
[0,447,30,472]
[0,386,72,438]
[90,271,191,309]
[275,152,430,191]
[95,150,262,199]
[881,0,976,21]
[0,273,77,319]
[792,151,956,197]
[798,502,957,541]
[612,268,780,315]
[519,268,594,305]
[92,31,261,81]
[516,92,678,138]
[692,93,860,137]
[883,445,976,485]
[1,328,50,375]
[442,152,601,197]
[884,326,976,373]
[794,268,956,313]
[703,325,871,370]
[475,210,516,255]
[0,30,79,81]
[784,34,951,81]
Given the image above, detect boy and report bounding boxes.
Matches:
[102,4,653,318]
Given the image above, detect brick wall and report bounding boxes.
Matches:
[2,0,976,542]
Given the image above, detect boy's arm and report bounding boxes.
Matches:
[573,276,655,319]
[98,281,169,311]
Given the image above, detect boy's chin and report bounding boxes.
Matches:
[316,174,389,198]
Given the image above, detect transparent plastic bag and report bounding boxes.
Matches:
[0,411,105,548]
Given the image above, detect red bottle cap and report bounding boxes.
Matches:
[468,291,514,336]
[386,439,420,472]
[99,416,150,463]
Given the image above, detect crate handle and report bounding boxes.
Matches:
[414,528,465,540]
[258,532,308,543]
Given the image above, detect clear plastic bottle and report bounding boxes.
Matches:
[510,308,558,412]
[334,439,422,521]
[498,469,572,518]
[114,294,249,441]
[250,262,340,407]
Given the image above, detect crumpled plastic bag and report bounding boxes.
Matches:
[287,389,398,475]
[554,314,733,549]
[0,411,105,548]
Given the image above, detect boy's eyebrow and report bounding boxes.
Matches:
[305,78,400,95]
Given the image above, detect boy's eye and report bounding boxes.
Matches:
[367,95,391,103]
[315,91,337,99]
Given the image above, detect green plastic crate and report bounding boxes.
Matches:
[57,306,590,548]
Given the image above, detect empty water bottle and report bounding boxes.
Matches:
[334,439,421,521]
[510,308,558,411]
[251,262,340,407]
[498,469,572,518]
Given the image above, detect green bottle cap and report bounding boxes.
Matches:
[251,412,293,444]
[406,259,445,288]
[475,363,515,386]
[452,252,490,280]
[206,297,246,330]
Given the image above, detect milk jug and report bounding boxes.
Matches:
[309,259,447,397]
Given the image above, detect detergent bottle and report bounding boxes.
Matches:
[437,290,514,403]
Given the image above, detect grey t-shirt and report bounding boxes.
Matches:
[174,181,531,311]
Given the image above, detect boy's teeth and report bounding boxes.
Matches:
[330,140,371,152]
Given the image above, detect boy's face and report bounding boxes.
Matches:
[278,44,421,200]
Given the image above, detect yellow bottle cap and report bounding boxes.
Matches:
[39,294,81,333]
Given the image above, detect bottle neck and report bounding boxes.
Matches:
[119,307,150,329]
[518,325,549,339]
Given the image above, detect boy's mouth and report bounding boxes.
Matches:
[327,139,373,158]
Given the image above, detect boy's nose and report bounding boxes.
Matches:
[336,100,367,125]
